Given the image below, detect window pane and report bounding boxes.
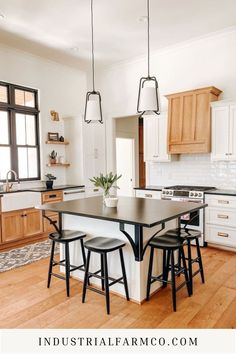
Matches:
[0,147,11,179]
[18,147,38,179]
[0,85,8,103]
[28,148,38,178]
[16,114,36,145]
[16,113,26,145]
[18,147,27,179]
[15,89,35,107]
[26,115,36,145]
[0,111,9,144]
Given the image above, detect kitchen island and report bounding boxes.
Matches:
[37,196,207,302]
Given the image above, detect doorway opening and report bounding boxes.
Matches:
[114,115,145,196]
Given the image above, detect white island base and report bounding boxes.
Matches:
[61,214,177,303]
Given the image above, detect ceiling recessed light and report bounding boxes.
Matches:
[138,15,148,23]
[0,13,5,20]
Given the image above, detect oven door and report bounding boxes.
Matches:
[169,197,203,230]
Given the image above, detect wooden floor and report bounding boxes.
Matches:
[0,246,236,329]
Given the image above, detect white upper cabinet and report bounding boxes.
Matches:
[144,113,171,162]
[211,100,236,161]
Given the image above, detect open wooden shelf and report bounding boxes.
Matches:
[46,163,70,167]
[46,140,69,145]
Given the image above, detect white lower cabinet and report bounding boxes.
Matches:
[135,189,161,199]
[205,194,236,248]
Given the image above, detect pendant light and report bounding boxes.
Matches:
[84,0,103,124]
[137,0,159,116]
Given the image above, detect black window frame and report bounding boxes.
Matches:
[0,81,41,182]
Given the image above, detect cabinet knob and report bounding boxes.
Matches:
[217,214,229,219]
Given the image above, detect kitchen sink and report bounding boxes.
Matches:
[1,192,41,212]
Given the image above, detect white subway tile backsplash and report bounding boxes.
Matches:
[147,154,236,189]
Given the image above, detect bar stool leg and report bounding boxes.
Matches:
[196,238,205,284]
[119,248,129,301]
[65,243,70,297]
[163,250,171,288]
[82,250,91,303]
[101,254,105,291]
[187,240,193,295]
[103,253,110,315]
[180,247,191,296]
[80,239,86,267]
[47,240,55,288]
[146,246,154,300]
[170,250,177,312]
[177,249,182,276]
[162,249,167,287]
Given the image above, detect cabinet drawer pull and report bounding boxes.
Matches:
[153,155,158,158]
[64,190,85,195]
[217,232,229,238]
[93,188,99,192]
[218,200,229,204]
[217,214,229,219]
[49,194,57,198]
[145,194,153,198]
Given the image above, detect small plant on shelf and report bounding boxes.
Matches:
[45,173,57,190]
[90,172,122,207]
[49,150,57,164]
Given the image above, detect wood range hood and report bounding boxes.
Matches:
[165,86,222,154]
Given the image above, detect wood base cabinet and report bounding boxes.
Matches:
[1,208,42,243]
[166,86,222,154]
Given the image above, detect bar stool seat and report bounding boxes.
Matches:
[47,230,87,297]
[147,234,190,311]
[82,236,129,314]
[49,230,86,242]
[165,227,204,295]
[84,236,126,252]
[149,234,187,249]
[165,228,201,239]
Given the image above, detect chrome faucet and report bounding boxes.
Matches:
[5,170,20,192]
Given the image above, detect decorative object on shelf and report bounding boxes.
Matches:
[59,135,65,142]
[48,132,59,141]
[58,156,65,164]
[137,0,159,117]
[90,172,121,207]
[84,0,103,124]
[50,110,60,121]
[45,173,57,189]
[49,150,57,164]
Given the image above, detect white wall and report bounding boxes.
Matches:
[98,27,236,188]
[0,44,87,186]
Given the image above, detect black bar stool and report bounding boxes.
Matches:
[146,234,190,311]
[165,228,204,295]
[48,230,86,297]
[82,236,129,314]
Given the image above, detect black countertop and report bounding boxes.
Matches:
[134,186,236,197]
[37,196,207,228]
[205,189,236,196]
[0,185,85,195]
[134,186,163,191]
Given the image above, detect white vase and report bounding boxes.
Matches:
[104,197,118,208]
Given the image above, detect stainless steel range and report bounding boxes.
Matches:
[161,185,216,246]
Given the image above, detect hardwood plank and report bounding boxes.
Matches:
[0,246,235,329]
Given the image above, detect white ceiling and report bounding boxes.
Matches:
[0,0,235,69]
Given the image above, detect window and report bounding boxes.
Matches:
[0,81,40,181]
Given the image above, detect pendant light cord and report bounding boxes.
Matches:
[91,0,95,91]
[147,0,150,78]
